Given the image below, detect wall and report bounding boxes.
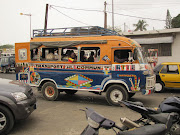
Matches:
[157,33,180,65]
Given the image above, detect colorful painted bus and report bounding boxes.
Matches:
[15,26,155,106]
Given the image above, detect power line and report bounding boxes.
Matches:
[110,3,180,5]
[50,6,90,26]
[50,5,165,21]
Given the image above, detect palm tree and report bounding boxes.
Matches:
[133,20,148,31]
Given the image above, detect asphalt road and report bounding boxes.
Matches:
[0,73,180,135]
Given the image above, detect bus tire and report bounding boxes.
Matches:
[0,105,14,135]
[106,84,129,106]
[42,82,60,101]
[65,90,77,95]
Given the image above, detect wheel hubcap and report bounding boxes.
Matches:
[155,83,162,92]
[0,112,6,130]
[110,89,123,103]
[45,86,55,97]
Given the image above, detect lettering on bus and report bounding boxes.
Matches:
[17,63,111,71]
[115,65,135,71]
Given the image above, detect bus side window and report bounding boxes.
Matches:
[61,47,77,62]
[114,50,131,63]
[40,48,59,61]
[80,47,100,62]
[19,49,27,60]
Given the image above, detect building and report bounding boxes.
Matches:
[121,28,180,65]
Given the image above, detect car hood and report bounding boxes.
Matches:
[0,78,31,93]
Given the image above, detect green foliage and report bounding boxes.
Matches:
[172,14,180,28]
[133,20,148,31]
[0,44,14,49]
[165,9,172,29]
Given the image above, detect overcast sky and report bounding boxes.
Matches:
[0,0,179,45]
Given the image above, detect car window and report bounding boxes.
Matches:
[168,65,179,74]
[160,65,167,73]
[160,65,179,74]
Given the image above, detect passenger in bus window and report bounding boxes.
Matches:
[80,51,87,62]
[114,51,128,63]
[88,51,94,62]
[94,50,100,62]
[69,50,77,61]
[62,50,71,61]
[54,50,58,60]
[32,48,38,60]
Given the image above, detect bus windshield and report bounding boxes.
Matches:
[134,47,148,64]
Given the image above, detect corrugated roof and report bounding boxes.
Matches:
[120,28,180,36]
[133,36,173,44]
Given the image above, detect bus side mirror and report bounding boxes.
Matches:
[133,52,137,61]
[128,52,134,62]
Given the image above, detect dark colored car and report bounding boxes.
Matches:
[0,78,36,135]
[1,56,15,73]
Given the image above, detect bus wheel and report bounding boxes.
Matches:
[106,85,129,106]
[42,82,60,101]
[65,90,77,95]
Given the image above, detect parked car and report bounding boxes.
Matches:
[154,62,180,92]
[0,78,36,134]
[1,56,15,73]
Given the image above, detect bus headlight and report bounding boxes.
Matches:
[143,70,149,75]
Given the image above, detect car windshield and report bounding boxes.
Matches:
[134,47,148,64]
[154,64,163,72]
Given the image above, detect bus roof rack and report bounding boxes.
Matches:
[33,26,118,37]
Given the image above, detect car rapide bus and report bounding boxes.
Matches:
[15,26,155,106]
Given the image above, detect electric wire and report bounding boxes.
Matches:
[50,5,165,21]
[50,6,91,26]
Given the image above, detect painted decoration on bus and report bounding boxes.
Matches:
[16,63,152,94]
[65,74,93,87]
[30,72,41,85]
[117,74,140,91]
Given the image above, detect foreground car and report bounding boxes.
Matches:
[0,78,36,135]
[154,62,180,92]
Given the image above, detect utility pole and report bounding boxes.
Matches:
[104,1,107,29]
[124,23,126,32]
[112,0,114,31]
[44,4,49,35]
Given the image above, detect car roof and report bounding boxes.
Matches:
[161,62,180,65]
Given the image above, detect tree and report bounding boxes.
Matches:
[133,20,148,31]
[0,44,14,49]
[172,14,180,28]
[165,9,172,29]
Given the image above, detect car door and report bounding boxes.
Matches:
[159,64,180,88]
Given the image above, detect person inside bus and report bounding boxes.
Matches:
[69,50,77,61]
[88,51,94,62]
[62,50,71,61]
[54,50,58,60]
[114,51,128,63]
[80,51,86,62]
[94,50,100,62]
